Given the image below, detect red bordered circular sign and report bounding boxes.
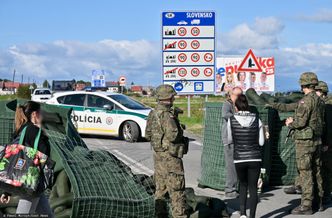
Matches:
[191,27,200,36]
[191,53,200,62]
[204,68,213,77]
[178,53,187,62]
[178,27,187,36]
[204,53,213,62]
[191,40,200,49]
[178,68,187,77]
[178,40,187,49]
[191,68,200,77]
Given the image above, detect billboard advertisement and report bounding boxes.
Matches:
[215,57,275,94]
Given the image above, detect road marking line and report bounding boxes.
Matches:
[113,149,154,175]
[192,141,202,146]
[111,152,146,175]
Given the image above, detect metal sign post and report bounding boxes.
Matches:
[187,95,191,118]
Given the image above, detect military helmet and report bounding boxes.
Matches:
[299,72,319,86]
[315,81,329,93]
[155,84,177,100]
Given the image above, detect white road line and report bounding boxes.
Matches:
[95,139,105,146]
[112,149,154,175]
[192,141,202,146]
[111,151,146,175]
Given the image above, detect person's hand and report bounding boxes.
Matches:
[264,104,272,109]
[285,117,294,126]
[322,146,329,152]
[263,125,270,140]
[265,131,270,140]
[0,194,10,204]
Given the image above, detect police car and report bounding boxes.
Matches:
[47,91,151,142]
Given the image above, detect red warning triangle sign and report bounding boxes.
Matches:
[237,49,262,72]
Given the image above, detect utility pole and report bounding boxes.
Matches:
[12,69,16,83]
[12,69,16,93]
[21,74,23,84]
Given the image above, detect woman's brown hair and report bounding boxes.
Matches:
[235,94,250,111]
[15,101,41,132]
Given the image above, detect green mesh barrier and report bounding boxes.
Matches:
[199,102,298,190]
[268,110,298,186]
[198,102,225,190]
[0,100,155,218]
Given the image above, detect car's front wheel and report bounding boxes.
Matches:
[122,121,140,143]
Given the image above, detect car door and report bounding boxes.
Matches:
[61,94,87,132]
[84,94,118,136]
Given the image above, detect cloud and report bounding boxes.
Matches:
[299,9,332,23]
[219,17,284,54]
[0,16,331,90]
[0,39,159,84]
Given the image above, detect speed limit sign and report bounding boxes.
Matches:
[178,40,187,49]
[178,68,187,77]
[191,68,200,77]
[191,27,200,36]
[191,53,200,62]
[191,40,200,49]
[204,53,213,62]
[162,11,215,94]
[178,27,187,36]
[178,53,187,62]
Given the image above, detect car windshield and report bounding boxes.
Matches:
[108,95,148,110]
[35,90,51,95]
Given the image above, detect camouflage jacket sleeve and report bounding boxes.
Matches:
[271,102,297,112]
[145,111,154,142]
[161,111,180,143]
[289,100,311,130]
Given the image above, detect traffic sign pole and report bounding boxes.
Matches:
[187,95,191,118]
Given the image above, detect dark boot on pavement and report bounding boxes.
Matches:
[319,198,324,212]
[284,186,302,194]
[291,205,313,215]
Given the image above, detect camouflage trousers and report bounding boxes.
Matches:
[153,151,187,218]
[295,141,323,207]
[322,149,332,199]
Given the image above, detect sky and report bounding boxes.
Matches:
[0,0,331,91]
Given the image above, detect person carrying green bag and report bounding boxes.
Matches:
[0,101,54,217]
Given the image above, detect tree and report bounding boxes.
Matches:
[42,80,50,88]
[131,82,135,86]
[16,85,31,99]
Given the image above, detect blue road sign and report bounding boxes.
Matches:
[162,11,215,94]
[174,82,184,91]
[91,70,106,87]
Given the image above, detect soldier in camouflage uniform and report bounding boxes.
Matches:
[145,84,189,218]
[284,72,324,214]
[315,81,332,204]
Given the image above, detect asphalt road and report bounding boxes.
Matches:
[82,133,332,218]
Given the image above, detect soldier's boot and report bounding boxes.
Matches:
[155,199,168,218]
[284,185,302,194]
[322,194,332,205]
[291,205,313,215]
[319,198,324,212]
